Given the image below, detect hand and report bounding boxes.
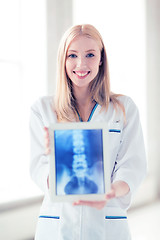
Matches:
[47,175,49,189]
[44,127,51,155]
[73,181,129,210]
[44,127,50,189]
[73,188,116,210]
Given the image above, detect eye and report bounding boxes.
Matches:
[68,54,77,58]
[86,53,94,58]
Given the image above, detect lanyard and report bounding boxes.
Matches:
[75,102,98,122]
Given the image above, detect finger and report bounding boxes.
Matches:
[44,127,50,154]
[45,134,50,147]
[73,200,106,210]
[44,127,49,138]
[45,137,50,154]
[47,176,49,188]
[44,126,49,133]
[45,146,51,155]
[106,189,116,200]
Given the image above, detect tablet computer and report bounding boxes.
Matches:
[49,122,110,202]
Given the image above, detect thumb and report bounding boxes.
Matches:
[105,188,116,200]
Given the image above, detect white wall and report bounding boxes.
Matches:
[46,0,73,95]
[146,0,160,195]
[0,199,42,240]
[0,0,47,204]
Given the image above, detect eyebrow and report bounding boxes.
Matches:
[68,49,96,53]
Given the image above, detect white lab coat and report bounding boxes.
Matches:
[30,95,147,240]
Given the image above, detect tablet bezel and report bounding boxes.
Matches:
[49,122,110,202]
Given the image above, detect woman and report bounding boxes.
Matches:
[30,24,147,239]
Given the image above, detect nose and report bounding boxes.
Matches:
[76,56,86,68]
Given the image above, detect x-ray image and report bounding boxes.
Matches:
[53,129,105,196]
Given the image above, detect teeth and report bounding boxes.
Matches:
[75,72,89,77]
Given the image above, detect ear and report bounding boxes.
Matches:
[99,61,102,66]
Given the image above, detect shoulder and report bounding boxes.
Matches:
[109,95,140,126]
[116,95,140,129]
[30,96,57,126]
[116,95,136,106]
[31,96,54,112]
[116,95,139,113]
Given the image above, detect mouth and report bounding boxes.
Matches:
[73,71,90,78]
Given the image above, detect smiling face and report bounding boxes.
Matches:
[65,36,101,89]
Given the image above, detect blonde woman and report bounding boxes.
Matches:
[30,24,147,240]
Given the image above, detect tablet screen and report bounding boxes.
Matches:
[53,129,105,196]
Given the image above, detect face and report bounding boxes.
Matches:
[65,36,101,89]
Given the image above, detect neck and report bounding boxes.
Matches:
[73,85,92,107]
[73,85,96,122]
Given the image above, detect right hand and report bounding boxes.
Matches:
[44,127,50,189]
[47,176,49,189]
[44,127,51,155]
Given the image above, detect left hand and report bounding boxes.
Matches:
[44,127,51,155]
[73,181,129,210]
[73,188,116,210]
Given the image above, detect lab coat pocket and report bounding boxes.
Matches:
[108,125,122,172]
[108,127,122,146]
[108,120,122,145]
[104,207,131,240]
[35,215,60,240]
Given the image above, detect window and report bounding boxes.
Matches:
[0,0,47,203]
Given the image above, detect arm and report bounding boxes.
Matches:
[111,97,147,209]
[29,107,49,193]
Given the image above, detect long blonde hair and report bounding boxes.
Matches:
[54,24,125,122]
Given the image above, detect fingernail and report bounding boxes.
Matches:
[73,201,80,205]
